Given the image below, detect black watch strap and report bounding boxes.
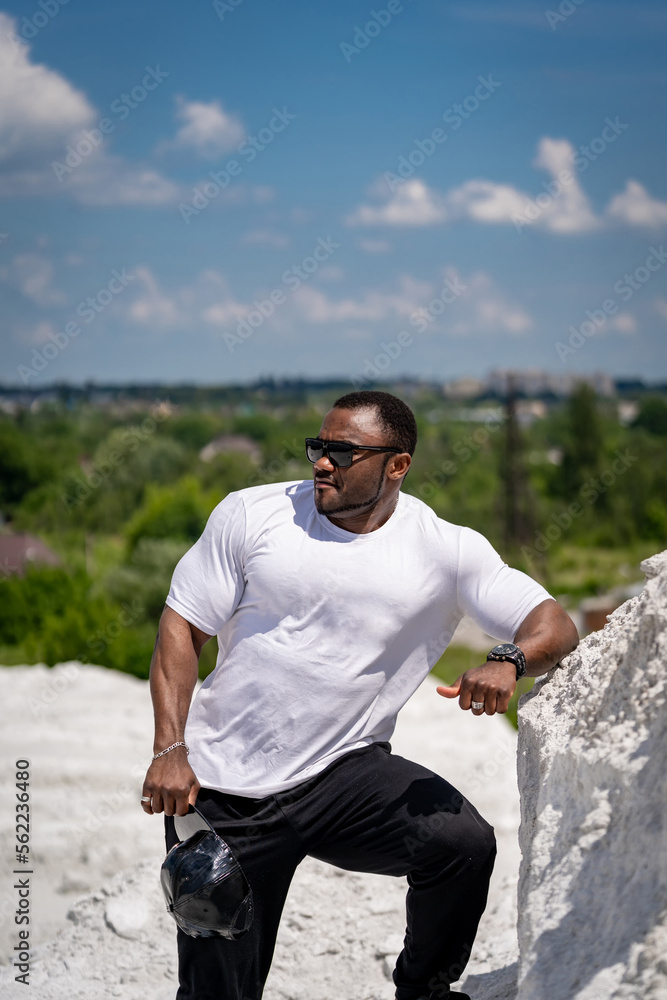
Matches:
[486,643,527,681]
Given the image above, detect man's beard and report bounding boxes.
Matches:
[313,456,389,515]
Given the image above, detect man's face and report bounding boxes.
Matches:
[312,407,395,517]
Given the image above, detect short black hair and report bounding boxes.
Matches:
[332,390,418,456]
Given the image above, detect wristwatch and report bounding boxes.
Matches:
[486,643,527,680]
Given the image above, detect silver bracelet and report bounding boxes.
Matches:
[152,741,189,760]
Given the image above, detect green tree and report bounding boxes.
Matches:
[101,538,191,620]
[554,383,604,499]
[0,422,46,509]
[124,476,216,553]
[632,397,667,436]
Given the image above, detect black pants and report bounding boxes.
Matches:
[165,742,496,1000]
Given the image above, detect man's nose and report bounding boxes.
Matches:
[314,453,335,472]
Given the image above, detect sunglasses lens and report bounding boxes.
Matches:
[305,439,354,467]
[326,443,353,467]
[305,440,324,464]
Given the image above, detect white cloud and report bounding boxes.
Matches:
[346,179,448,227]
[0,16,181,207]
[655,297,667,321]
[316,265,345,283]
[606,180,667,229]
[0,32,261,212]
[19,320,58,345]
[122,264,534,348]
[444,179,528,224]
[251,186,275,204]
[0,252,66,305]
[0,16,94,166]
[67,161,180,206]
[294,286,386,323]
[610,312,637,334]
[293,274,432,324]
[347,137,664,235]
[303,266,532,340]
[128,267,181,327]
[127,266,247,331]
[358,239,392,253]
[442,269,533,337]
[531,137,599,233]
[201,300,248,326]
[160,97,245,159]
[128,267,432,335]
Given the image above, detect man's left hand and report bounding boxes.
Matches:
[437,659,517,716]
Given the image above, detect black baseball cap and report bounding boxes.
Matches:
[160,805,254,939]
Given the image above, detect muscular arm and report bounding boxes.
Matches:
[512,597,579,676]
[437,598,579,716]
[141,605,213,817]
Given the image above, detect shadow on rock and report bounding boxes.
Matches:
[461,959,518,1000]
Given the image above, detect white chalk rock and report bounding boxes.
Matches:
[104,895,150,939]
[517,549,667,1000]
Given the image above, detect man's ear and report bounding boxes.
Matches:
[388,453,411,479]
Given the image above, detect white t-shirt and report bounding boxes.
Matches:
[166,480,550,797]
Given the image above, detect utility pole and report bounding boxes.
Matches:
[501,373,534,553]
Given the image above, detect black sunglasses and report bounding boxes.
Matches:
[305,437,402,469]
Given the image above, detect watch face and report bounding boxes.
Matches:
[493,644,516,656]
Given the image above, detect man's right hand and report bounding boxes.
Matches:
[141,750,200,817]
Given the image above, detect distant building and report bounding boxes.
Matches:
[199,434,262,464]
[0,534,60,578]
[485,369,615,398]
[618,401,639,425]
[442,378,485,400]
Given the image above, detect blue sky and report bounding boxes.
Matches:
[1,0,666,387]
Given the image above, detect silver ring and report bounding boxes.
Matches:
[141,795,152,803]
[471,701,484,711]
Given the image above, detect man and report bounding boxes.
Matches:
[142,390,578,1000]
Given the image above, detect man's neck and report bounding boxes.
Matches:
[326,491,400,534]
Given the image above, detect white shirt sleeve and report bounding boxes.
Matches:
[165,491,247,635]
[456,526,552,641]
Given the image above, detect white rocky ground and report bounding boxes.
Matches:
[3,554,662,1000]
[517,550,667,1000]
[0,652,520,1000]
